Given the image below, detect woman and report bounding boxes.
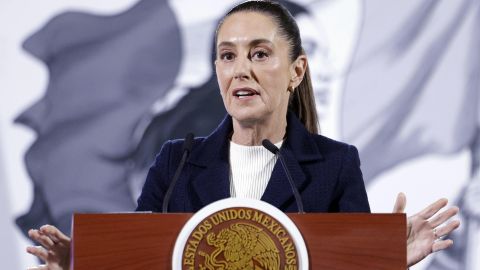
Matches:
[27,1,459,269]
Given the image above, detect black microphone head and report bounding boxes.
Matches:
[262,139,279,154]
[183,133,194,153]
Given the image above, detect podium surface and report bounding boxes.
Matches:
[72,213,406,269]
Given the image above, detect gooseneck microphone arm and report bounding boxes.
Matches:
[262,139,305,214]
[162,133,194,213]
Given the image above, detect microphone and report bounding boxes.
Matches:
[162,133,194,213]
[262,139,305,214]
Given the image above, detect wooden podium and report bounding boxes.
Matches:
[71,213,406,269]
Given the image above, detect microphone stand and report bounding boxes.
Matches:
[162,133,194,213]
[262,139,305,214]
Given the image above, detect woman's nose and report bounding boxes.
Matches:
[233,56,251,80]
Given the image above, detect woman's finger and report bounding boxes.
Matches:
[435,219,461,238]
[429,206,459,228]
[28,229,55,249]
[40,224,70,243]
[392,192,406,213]
[27,264,48,270]
[26,246,48,262]
[40,225,70,242]
[418,198,448,219]
[432,239,454,252]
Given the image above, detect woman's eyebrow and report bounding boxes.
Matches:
[217,39,274,49]
[249,38,273,47]
[217,41,235,48]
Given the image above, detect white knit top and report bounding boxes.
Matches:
[229,140,283,199]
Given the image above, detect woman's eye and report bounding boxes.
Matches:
[252,50,269,60]
[220,52,235,61]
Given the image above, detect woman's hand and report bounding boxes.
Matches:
[26,225,71,270]
[392,193,460,267]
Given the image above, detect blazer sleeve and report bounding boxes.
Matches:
[135,141,172,212]
[330,145,371,212]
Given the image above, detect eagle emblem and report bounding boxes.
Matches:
[198,222,280,270]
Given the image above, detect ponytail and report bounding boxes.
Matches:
[289,63,319,134]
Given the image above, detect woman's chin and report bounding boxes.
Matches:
[230,110,266,125]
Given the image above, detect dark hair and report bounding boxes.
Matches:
[215,0,319,134]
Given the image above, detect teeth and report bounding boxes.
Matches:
[237,90,252,96]
[235,90,255,96]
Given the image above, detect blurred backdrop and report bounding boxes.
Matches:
[0,0,478,269]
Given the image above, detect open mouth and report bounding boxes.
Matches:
[233,88,259,99]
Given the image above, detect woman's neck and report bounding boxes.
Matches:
[231,116,287,146]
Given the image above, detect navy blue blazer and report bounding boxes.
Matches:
[136,112,370,213]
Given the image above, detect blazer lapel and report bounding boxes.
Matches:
[189,115,232,207]
[261,112,324,211]
[191,160,230,207]
[260,147,307,211]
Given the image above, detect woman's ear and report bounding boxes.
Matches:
[290,55,308,88]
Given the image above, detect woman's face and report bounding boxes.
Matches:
[215,12,298,125]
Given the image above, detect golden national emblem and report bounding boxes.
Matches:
[182,208,298,270]
[172,198,308,270]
